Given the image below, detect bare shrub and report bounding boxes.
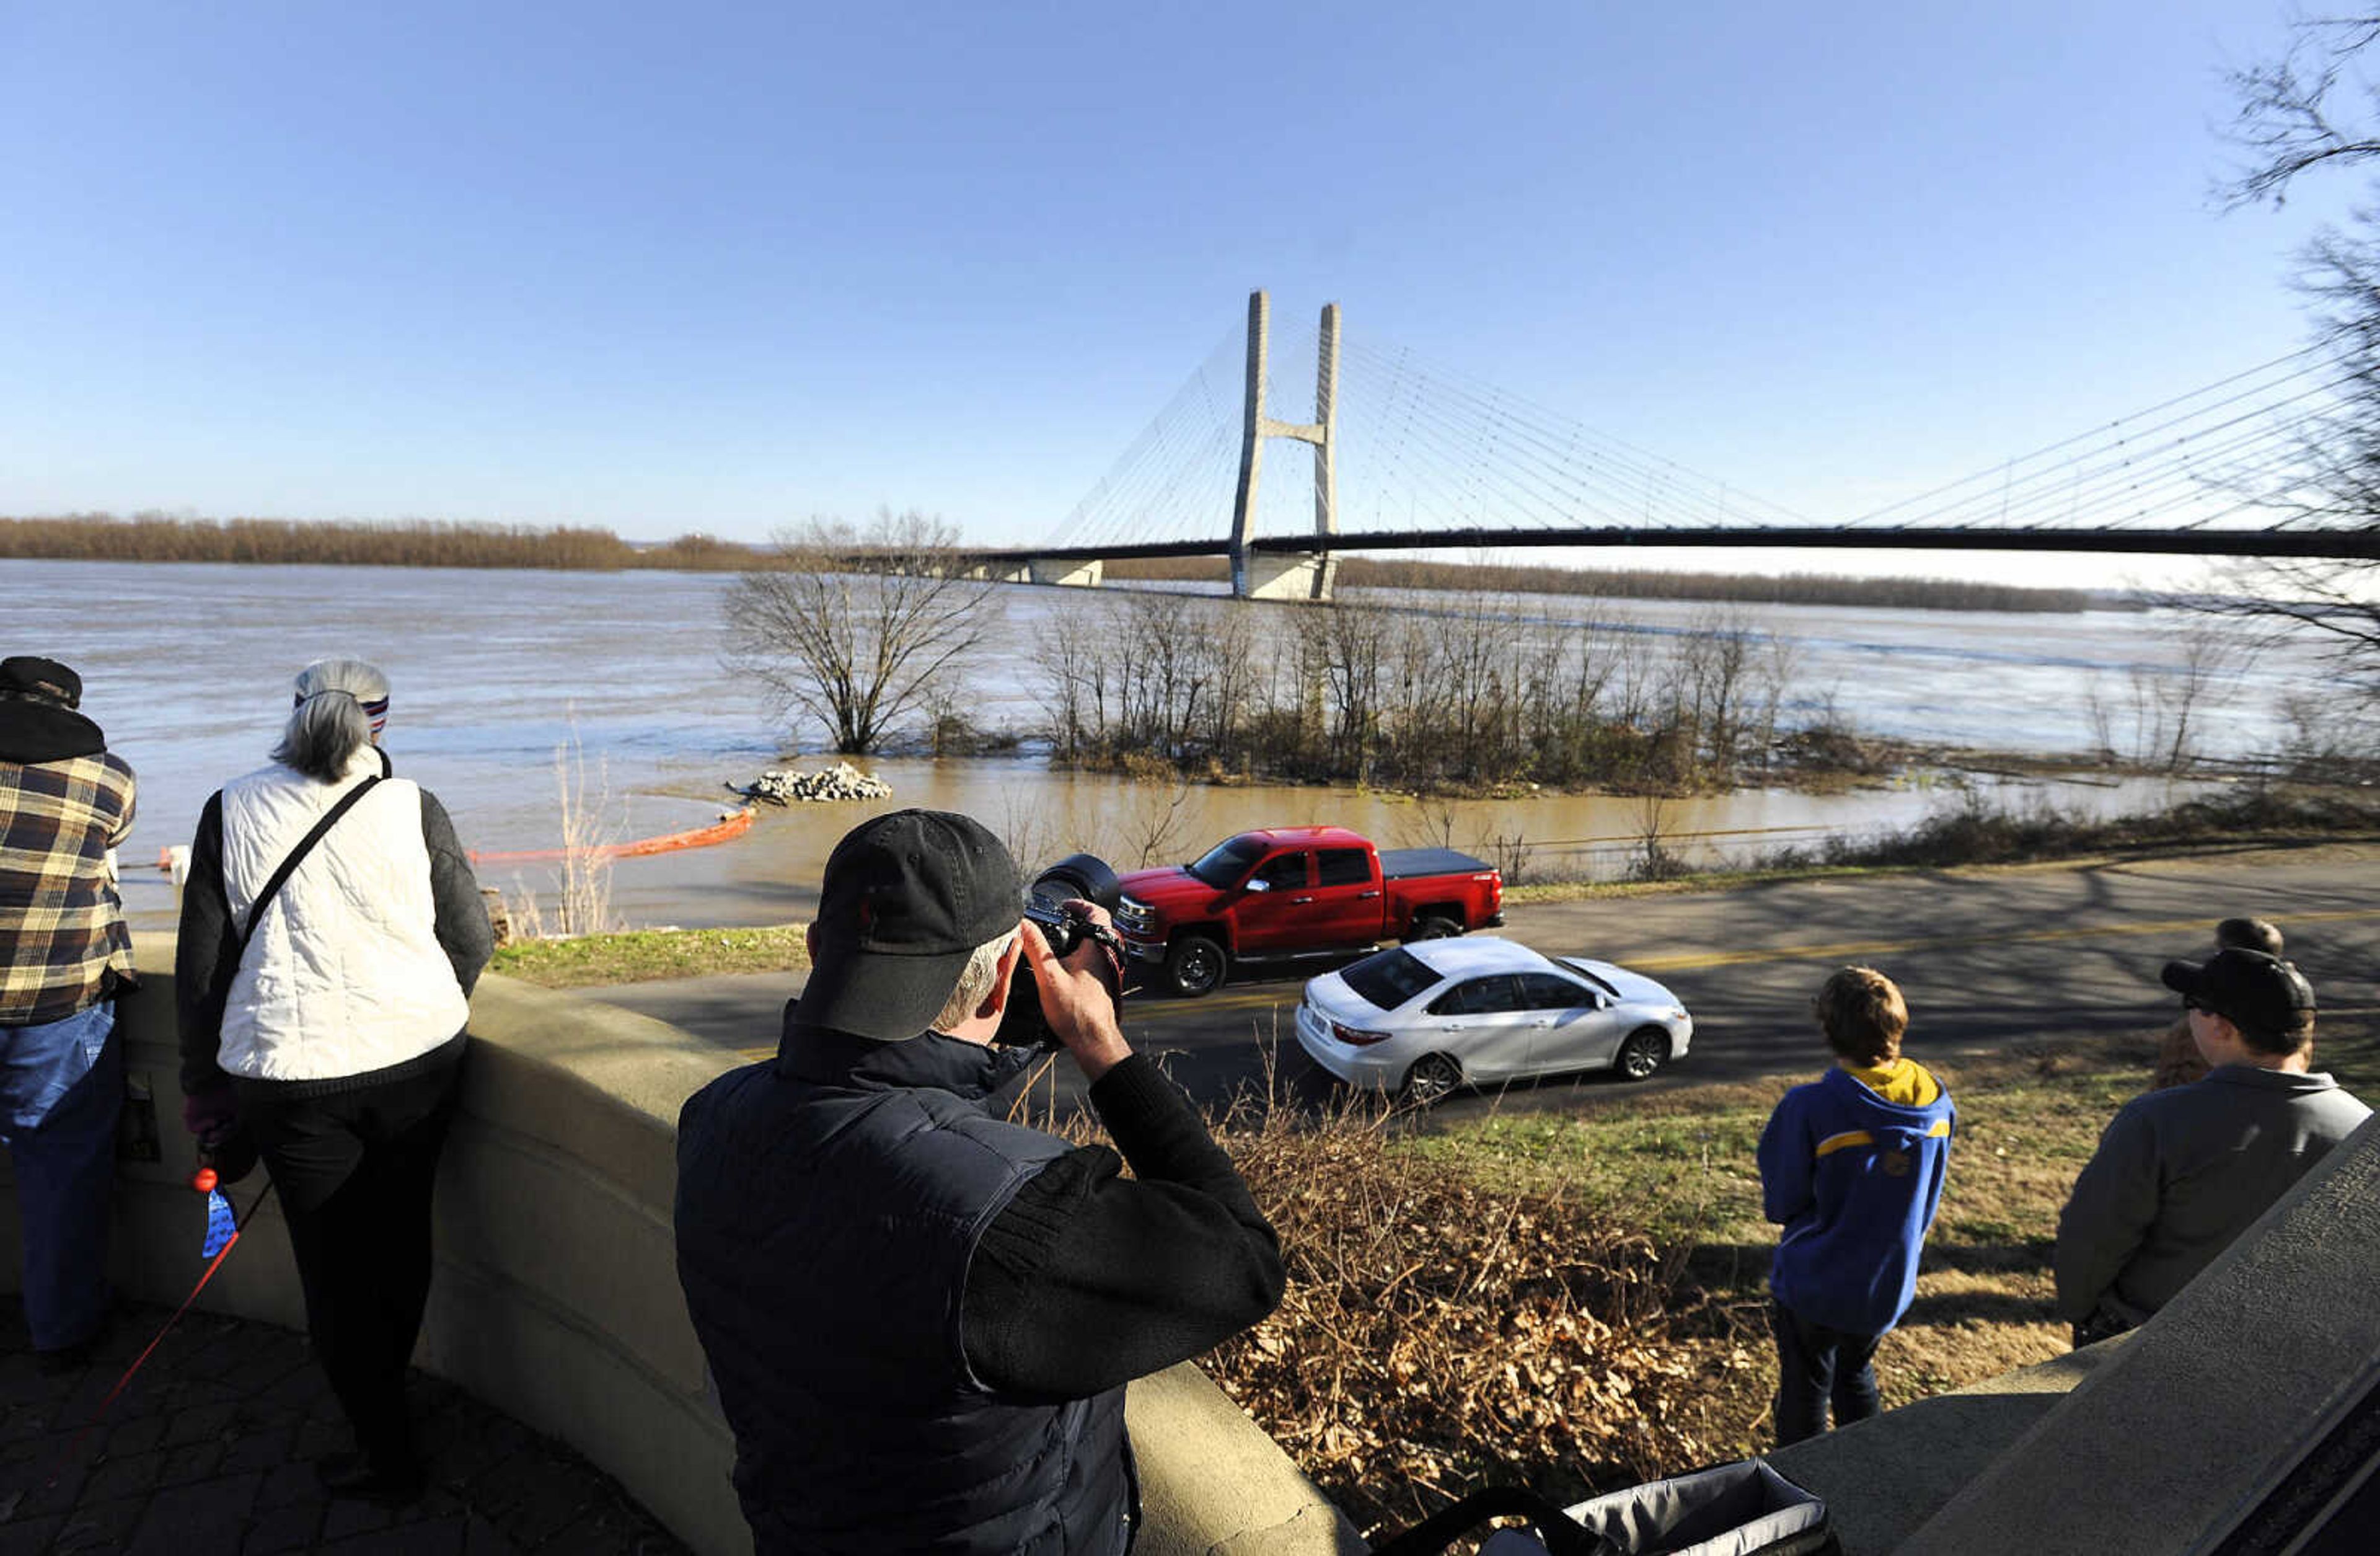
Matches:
[1628,794,1689,882]
[502,875,547,942]
[552,732,623,936]
[1488,828,1535,886]
[994,787,1055,877]
[1393,798,1462,852]
[1119,760,1196,867]
[1206,1098,1714,1537]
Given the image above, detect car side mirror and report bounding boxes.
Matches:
[1245,877,1272,893]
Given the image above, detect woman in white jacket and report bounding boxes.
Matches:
[177,658,491,1504]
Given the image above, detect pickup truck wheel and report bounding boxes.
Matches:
[1164,935,1228,998]
[1408,913,1461,941]
[1615,1027,1671,1081]
[1401,1053,1462,1105]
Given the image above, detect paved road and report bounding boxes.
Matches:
[580,841,2380,1120]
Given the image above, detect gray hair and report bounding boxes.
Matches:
[273,658,391,782]
[932,929,1020,1032]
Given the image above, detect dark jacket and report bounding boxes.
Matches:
[2055,1064,2370,1324]
[679,1027,1125,1555]
[676,1018,1284,1555]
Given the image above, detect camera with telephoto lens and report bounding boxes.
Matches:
[999,853,1126,1048]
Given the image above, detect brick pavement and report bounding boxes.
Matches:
[0,1297,691,1554]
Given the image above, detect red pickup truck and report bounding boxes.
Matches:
[1114,825,1505,997]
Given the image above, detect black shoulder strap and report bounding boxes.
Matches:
[1368,1486,1613,1556]
[236,775,384,957]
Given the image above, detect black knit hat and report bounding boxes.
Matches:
[793,809,1023,1041]
[2162,948,2316,1043]
[0,656,81,709]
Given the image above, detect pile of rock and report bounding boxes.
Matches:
[729,762,894,805]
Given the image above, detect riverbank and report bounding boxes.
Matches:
[490,785,2380,987]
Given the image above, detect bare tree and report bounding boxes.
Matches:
[2208,15,2380,709]
[2158,619,2245,771]
[723,510,993,754]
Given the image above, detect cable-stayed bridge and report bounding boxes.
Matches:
[957,291,2380,601]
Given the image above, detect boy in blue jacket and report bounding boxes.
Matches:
[1757,966,1955,1445]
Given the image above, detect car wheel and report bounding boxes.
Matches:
[1164,935,1228,998]
[1408,913,1461,940]
[1615,1026,1671,1081]
[1401,1053,1463,1105]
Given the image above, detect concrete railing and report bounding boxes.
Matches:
[0,931,1362,1556]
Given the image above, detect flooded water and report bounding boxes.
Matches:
[6,559,2290,929]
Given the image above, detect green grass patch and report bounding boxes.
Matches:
[491,924,810,988]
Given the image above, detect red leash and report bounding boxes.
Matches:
[41,1183,268,1489]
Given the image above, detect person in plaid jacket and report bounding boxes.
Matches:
[0,655,137,1368]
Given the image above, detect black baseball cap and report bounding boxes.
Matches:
[792,809,1023,1041]
[2162,947,2316,1041]
[0,656,81,709]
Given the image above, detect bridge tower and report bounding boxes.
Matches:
[1228,291,1341,601]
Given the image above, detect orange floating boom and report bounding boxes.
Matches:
[469,806,755,865]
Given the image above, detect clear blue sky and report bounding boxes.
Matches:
[1,2,2354,584]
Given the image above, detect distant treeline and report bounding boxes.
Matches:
[1104,555,2102,613]
[0,514,761,570]
[9,514,2102,611]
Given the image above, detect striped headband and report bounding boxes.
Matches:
[297,687,390,736]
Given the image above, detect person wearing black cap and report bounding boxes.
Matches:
[2150,917,2285,1092]
[2055,947,2369,1346]
[0,656,138,1369]
[674,809,1285,1555]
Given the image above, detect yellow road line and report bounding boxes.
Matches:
[1623,906,2380,973]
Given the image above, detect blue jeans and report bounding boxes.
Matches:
[1,1002,122,1351]
[1770,1297,1883,1447]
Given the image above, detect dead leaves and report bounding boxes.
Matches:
[1203,1113,1716,1539]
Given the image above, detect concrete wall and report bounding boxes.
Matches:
[1,932,1360,1556]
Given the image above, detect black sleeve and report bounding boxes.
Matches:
[962,1054,1285,1399]
[420,789,493,996]
[174,794,240,1095]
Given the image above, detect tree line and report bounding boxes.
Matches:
[10,513,2104,616]
[0,514,761,570]
[1107,555,2103,614]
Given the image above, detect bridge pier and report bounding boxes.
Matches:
[1228,291,1341,603]
[1242,552,1338,602]
[1028,556,1104,587]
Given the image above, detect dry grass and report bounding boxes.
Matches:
[1191,1014,2377,1541]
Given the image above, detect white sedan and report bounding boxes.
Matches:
[1293,936,1694,1102]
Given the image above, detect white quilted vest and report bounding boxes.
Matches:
[214,751,469,1081]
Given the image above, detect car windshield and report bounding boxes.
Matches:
[1186,835,1268,887]
[1557,958,1624,1001]
[1339,948,1442,1012]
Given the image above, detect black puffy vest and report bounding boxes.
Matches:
[675,1019,1133,1555]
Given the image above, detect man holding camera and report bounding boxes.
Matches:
[674,809,1285,1555]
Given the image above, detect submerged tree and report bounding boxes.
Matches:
[2211,14,2380,705]
[723,510,992,754]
